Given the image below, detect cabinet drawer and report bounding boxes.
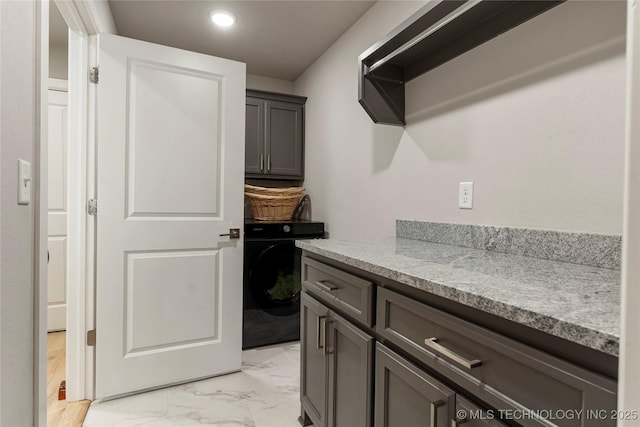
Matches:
[375,343,454,427]
[302,256,373,327]
[377,287,617,427]
[455,396,509,427]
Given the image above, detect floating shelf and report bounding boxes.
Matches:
[358,0,565,126]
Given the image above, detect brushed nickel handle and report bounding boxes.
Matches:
[424,338,482,369]
[219,228,240,239]
[430,400,445,427]
[323,319,331,355]
[267,155,271,172]
[260,155,264,172]
[315,280,338,292]
[451,416,469,427]
[317,315,326,351]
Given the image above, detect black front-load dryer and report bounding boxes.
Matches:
[243,220,324,349]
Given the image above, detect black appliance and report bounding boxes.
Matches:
[243,219,325,349]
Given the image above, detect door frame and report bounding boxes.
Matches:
[35,3,50,425]
[619,0,640,421]
[38,0,116,406]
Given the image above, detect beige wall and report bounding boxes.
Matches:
[0,0,37,425]
[247,73,293,94]
[294,0,626,239]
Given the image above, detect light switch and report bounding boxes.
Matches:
[18,159,32,205]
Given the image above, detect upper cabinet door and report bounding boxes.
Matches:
[245,97,265,175]
[265,100,303,178]
[245,90,306,180]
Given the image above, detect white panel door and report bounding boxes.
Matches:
[48,88,68,332]
[95,34,246,399]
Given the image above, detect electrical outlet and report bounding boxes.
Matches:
[458,182,473,209]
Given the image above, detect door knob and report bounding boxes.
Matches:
[219,228,240,239]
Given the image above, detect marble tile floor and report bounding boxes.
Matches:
[83,343,304,427]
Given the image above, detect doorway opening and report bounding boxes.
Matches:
[44,0,94,424]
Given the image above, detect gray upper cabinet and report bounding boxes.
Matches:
[245,90,306,180]
[245,97,264,175]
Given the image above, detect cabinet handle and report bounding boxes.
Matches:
[317,315,326,351]
[424,338,482,369]
[315,280,338,292]
[451,415,469,427]
[260,155,264,172]
[267,155,271,172]
[219,228,240,239]
[430,400,445,427]
[323,319,331,355]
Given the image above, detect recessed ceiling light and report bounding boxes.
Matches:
[209,10,236,28]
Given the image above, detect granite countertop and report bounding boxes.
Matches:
[296,237,620,356]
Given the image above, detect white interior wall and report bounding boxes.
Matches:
[0,1,37,425]
[294,0,626,239]
[247,73,293,94]
[50,43,68,79]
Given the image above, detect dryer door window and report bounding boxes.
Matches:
[248,241,301,316]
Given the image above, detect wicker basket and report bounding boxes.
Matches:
[244,184,304,197]
[245,192,302,221]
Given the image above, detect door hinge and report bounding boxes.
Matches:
[87,330,96,346]
[89,66,99,84]
[88,199,97,216]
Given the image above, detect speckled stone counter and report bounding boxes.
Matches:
[296,237,620,356]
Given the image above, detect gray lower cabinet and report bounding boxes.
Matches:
[299,255,617,427]
[375,343,509,427]
[300,292,373,427]
[375,343,454,427]
[245,90,306,180]
[455,396,509,427]
[376,286,617,427]
[300,292,329,427]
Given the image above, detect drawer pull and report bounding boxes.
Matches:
[317,316,327,351]
[430,400,445,427]
[424,337,482,369]
[315,280,338,292]
[451,416,469,426]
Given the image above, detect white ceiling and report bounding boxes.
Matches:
[107,0,376,81]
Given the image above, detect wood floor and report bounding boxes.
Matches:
[47,331,91,427]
